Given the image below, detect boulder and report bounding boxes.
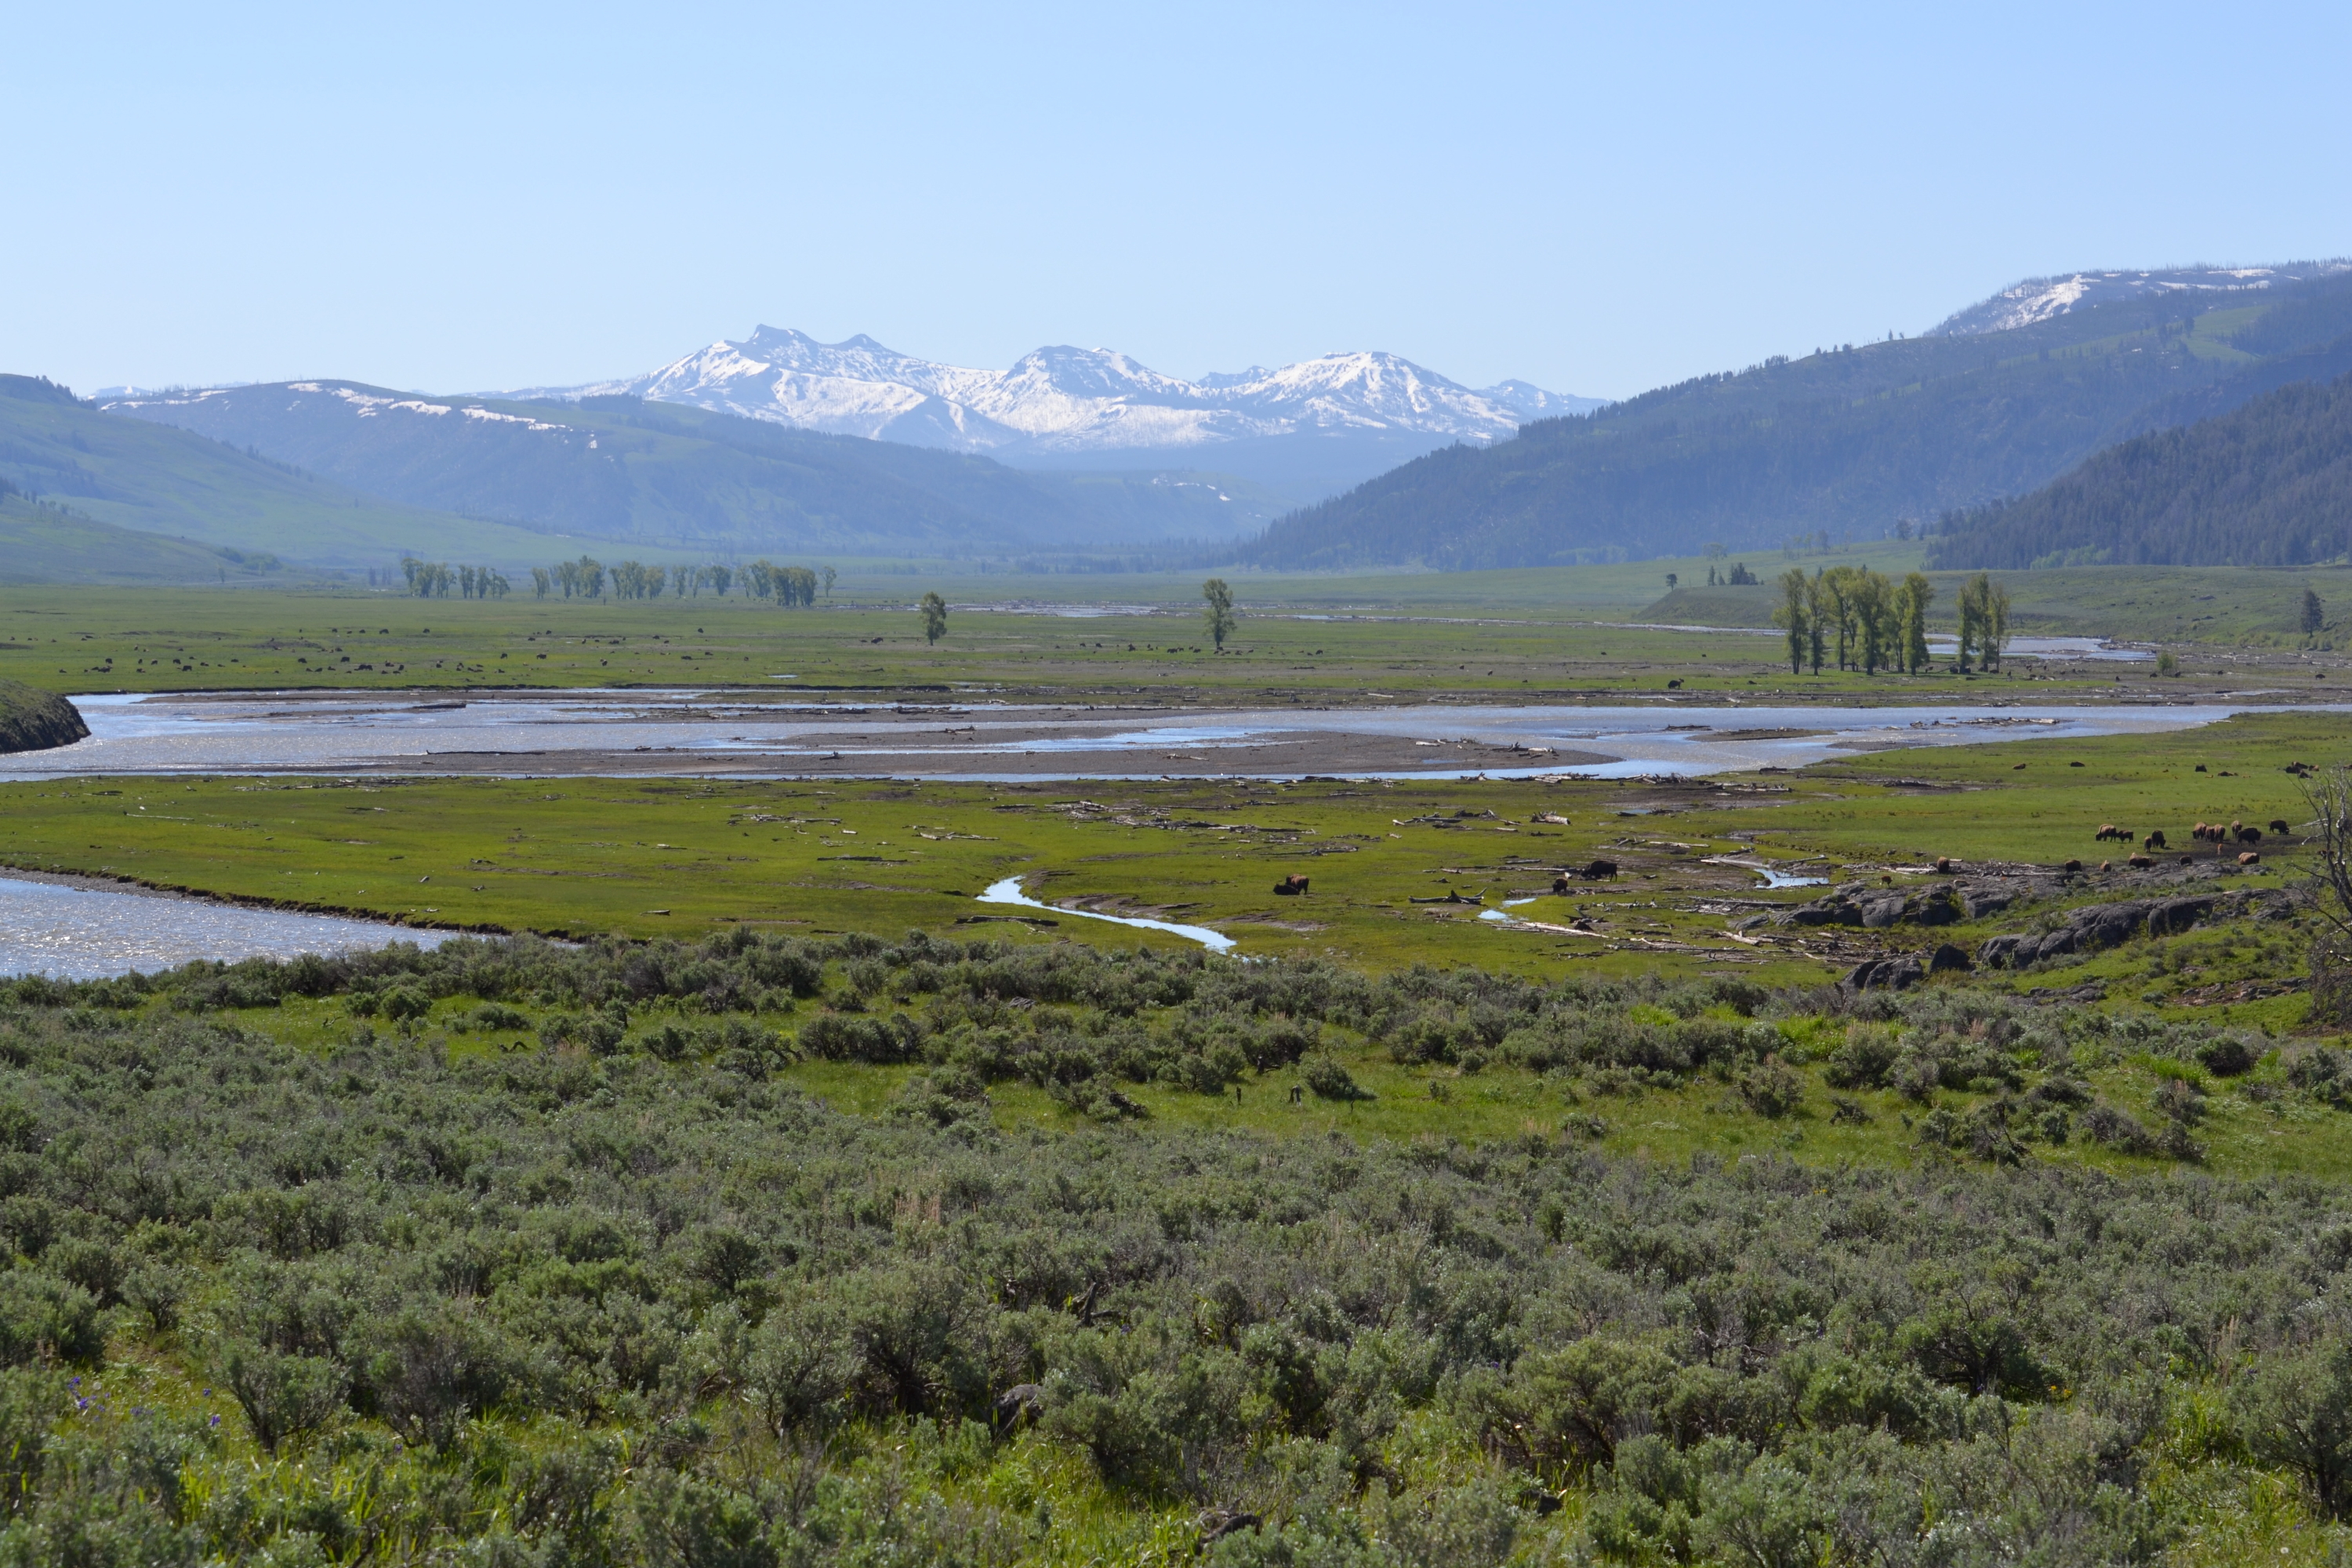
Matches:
[2145,895,2216,938]
[1842,955,1926,992]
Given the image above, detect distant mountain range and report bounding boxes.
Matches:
[507,328,1603,498]
[96,382,1277,558]
[1247,259,2352,569]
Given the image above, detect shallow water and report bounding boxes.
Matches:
[1703,858,1830,889]
[1603,625,2151,662]
[0,876,448,979]
[975,877,1236,953]
[0,689,2298,782]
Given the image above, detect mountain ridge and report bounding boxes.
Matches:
[98,381,1278,557]
[503,328,1604,473]
[1243,263,2352,569]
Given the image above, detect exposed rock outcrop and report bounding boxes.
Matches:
[1976,889,2287,969]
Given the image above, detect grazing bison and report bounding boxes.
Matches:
[2270,818,2292,835]
[1934,856,1953,873]
[2128,853,2154,869]
[2063,858,2084,873]
[1584,859,1620,881]
[1272,874,1310,896]
[2143,830,2167,851]
[2095,824,2121,841]
[2237,826,2263,845]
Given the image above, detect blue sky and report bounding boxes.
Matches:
[9,1,2350,401]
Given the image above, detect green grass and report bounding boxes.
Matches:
[2,707,2343,986]
[5,570,2325,706]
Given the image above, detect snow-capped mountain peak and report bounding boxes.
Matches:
[521,330,1599,457]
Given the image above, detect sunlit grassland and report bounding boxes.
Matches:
[0,575,2270,704]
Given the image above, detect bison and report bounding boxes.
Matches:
[2239,851,2262,866]
[1584,859,1620,881]
[2270,818,2292,835]
[2236,826,2263,845]
[2128,853,2154,869]
[2095,824,2122,841]
[1272,874,1310,896]
[2143,830,2167,851]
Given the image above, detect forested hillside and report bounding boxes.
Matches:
[1929,371,2352,568]
[102,385,1269,556]
[1246,267,2352,568]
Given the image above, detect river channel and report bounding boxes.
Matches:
[0,690,2299,783]
[0,874,449,980]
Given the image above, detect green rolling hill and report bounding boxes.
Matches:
[0,375,575,570]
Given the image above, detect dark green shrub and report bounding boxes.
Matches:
[379,987,430,1023]
[1301,1056,1371,1102]
[0,1272,103,1367]
[1824,1027,1900,1090]
[1737,1058,1803,1118]
[799,1012,923,1064]
[223,1344,348,1454]
[2194,1036,2258,1076]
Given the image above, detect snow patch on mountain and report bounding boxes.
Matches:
[111,383,579,438]
[518,329,1599,457]
[1931,261,2352,337]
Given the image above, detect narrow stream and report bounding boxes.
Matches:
[975,877,1236,953]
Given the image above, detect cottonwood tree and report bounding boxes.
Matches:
[1774,569,1809,673]
[1202,579,1236,651]
[920,592,948,644]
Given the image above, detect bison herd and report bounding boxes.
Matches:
[2096,818,2288,856]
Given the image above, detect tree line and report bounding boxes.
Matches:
[397,559,510,599]
[389,557,840,604]
[1771,565,2010,674]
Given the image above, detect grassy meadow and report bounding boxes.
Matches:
[5,542,2349,705]
[9,568,2352,1561]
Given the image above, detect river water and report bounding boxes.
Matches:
[0,875,449,979]
[0,690,2296,782]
